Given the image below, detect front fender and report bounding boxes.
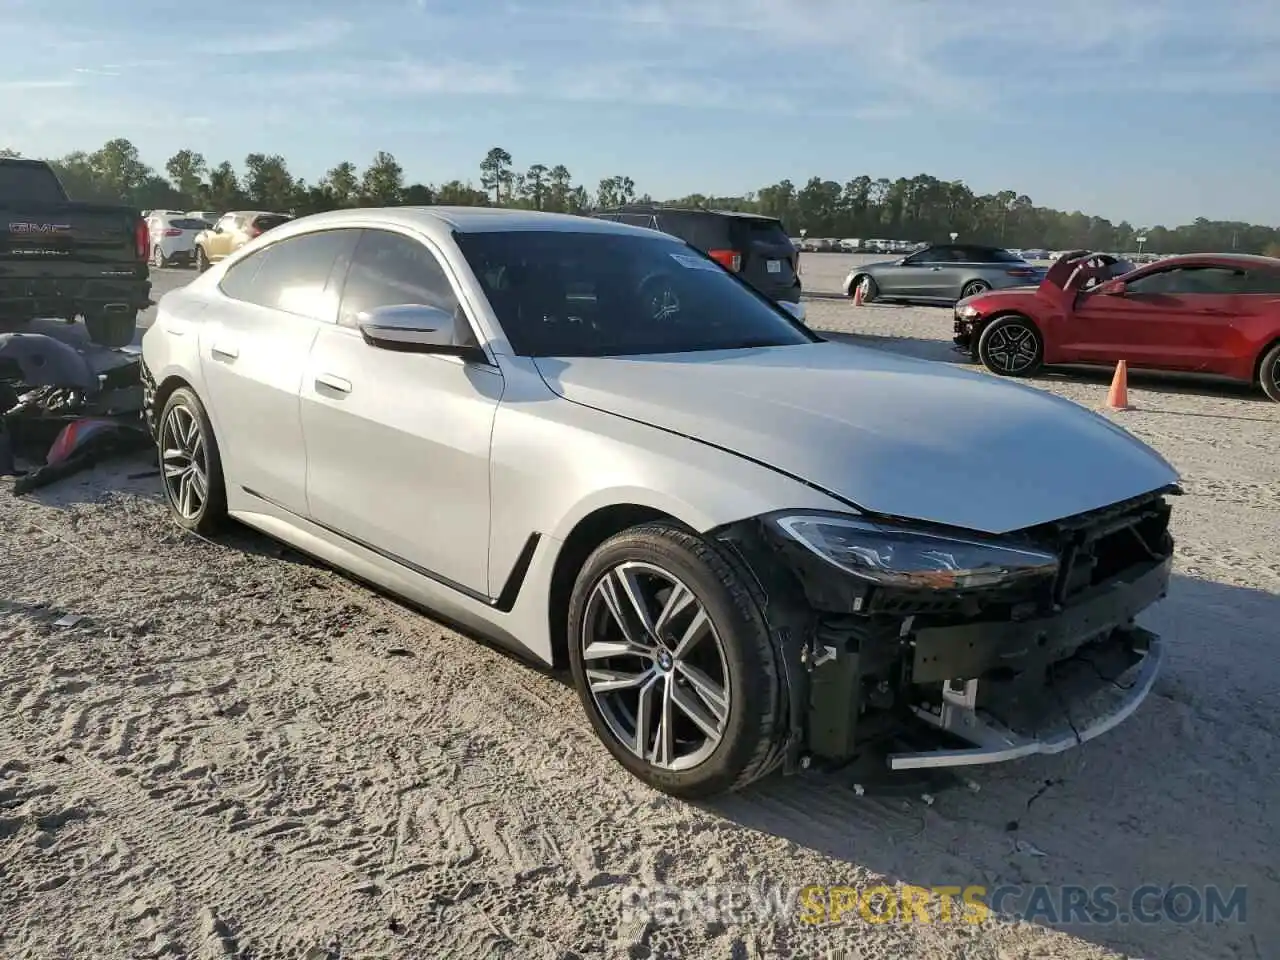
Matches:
[485,357,850,599]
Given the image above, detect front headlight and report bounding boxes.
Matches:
[774,514,1059,590]
[956,304,979,319]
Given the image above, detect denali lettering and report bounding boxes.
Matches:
[9,221,72,233]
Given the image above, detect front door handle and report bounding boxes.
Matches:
[210,343,239,360]
[315,373,352,394]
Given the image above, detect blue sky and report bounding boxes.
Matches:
[3,0,1278,228]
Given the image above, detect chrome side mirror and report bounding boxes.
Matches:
[357,304,486,362]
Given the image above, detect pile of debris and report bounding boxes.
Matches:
[0,322,153,494]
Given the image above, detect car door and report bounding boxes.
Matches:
[884,246,952,298]
[1063,264,1244,370]
[206,214,237,260]
[300,227,503,598]
[199,228,357,514]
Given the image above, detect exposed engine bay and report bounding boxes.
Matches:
[712,487,1176,775]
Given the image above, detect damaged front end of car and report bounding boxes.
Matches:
[710,487,1177,777]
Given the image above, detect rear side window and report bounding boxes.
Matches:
[617,213,657,229]
[657,212,733,251]
[734,217,791,247]
[219,229,356,321]
[1242,269,1280,294]
[254,214,292,232]
[955,246,1021,263]
[337,228,464,330]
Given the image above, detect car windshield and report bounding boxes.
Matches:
[452,229,819,358]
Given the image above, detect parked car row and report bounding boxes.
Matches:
[143,209,296,272]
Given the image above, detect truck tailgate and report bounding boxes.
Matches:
[2,201,142,267]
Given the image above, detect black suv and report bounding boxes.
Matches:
[592,205,804,319]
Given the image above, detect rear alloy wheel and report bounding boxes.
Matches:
[567,523,787,799]
[152,245,166,268]
[1259,342,1280,402]
[158,387,227,534]
[960,279,990,299]
[977,314,1044,377]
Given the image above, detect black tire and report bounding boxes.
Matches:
[152,245,166,269]
[567,522,787,800]
[1259,341,1280,402]
[157,387,227,535]
[83,311,137,349]
[977,314,1044,377]
[194,246,209,272]
[849,274,878,302]
[960,279,990,299]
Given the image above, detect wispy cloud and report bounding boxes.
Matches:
[0,78,78,90]
[197,18,351,56]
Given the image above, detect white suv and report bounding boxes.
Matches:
[146,212,212,268]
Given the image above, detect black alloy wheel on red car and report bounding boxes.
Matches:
[977,314,1044,377]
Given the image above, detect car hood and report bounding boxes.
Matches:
[857,259,901,273]
[959,286,1036,308]
[532,341,1178,535]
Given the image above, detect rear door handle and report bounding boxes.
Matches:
[210,343,239,360]
[315,373,352,394]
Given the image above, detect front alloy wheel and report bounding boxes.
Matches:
[158,387,227,533]
[977,314,1044,377]
[567,523,789,799]
[581,561,730,770]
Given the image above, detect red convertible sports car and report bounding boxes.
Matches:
[952,251,1280,402]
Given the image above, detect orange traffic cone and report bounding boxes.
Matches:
[1107,360,1131,410]
[852,281,864,306]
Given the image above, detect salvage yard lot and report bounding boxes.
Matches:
[2,265,1278,960]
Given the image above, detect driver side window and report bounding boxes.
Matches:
[338,229,476,345]
[909,246,953,264]
[1125,266,1244,295]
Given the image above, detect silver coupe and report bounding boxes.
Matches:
[845,243,1048,304]
[140,208,1178,799]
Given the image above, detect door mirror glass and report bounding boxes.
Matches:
[358,303,485,361]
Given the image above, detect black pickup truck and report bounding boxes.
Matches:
[0,157,151,349]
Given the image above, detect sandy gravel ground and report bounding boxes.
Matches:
[1,269,1277,959]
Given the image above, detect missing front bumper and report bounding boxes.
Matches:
[887,625,1164,770]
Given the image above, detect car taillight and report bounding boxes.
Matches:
[163,228,182,237]
[708,249,742,272]
[134,218,149,260]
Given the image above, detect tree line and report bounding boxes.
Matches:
[3,139,1277,257]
